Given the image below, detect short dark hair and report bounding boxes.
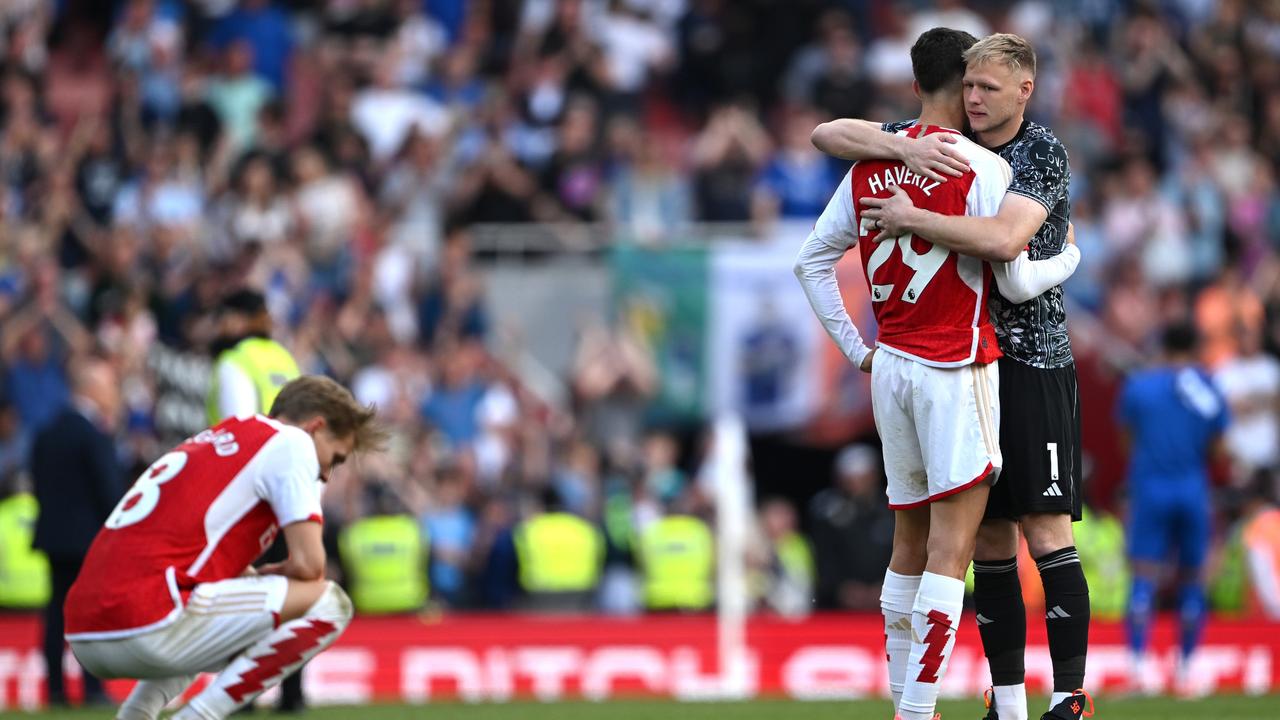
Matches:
[1161,322,1199,355]
[911,27,978,94]
[219,288,267,316]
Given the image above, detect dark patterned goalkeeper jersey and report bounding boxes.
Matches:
[881,118,1073,368]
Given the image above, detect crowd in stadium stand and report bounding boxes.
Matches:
[2,0,1280,618]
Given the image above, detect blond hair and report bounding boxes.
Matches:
[270,375,388,452]
[963,33,1037,77]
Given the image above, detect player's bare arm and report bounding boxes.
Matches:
[861,185,1047,262]
[811,118,970,182]
[260,520,326,582]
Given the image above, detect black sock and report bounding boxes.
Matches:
[1037,546,1090,693]
[973,556,1026,686]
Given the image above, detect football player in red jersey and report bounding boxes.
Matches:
[811,33,1094,720]
[795,29,1080,720]
[65,376,386,720]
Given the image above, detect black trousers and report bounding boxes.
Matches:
[45,557,105,705]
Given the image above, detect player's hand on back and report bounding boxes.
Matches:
[860,348,876,373]
[1067,221,1076,246]
[860,185,919,242]
[902,132,969,183]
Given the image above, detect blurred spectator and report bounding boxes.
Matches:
[907,0,989,45]
[637,493,714,612]
[351,58,448,163]
[753,106,842,222]
[1061,193,1109,311]
[1073,505,1129,621]
[206,288,299,423]
[597,451,643,615]
[208,0,293,92]
[290,144,362,295]
[225,154,291,250]
[451,113,542,223]
[1196,265,1264,369]
[1102,155,1191,287]
[390,0,448,88]
[539,96,606,221]
[862,3,913,105]
[31,357,122,708]
[1118,7,1194,167]
[339,487,429,615]
[473,492,520,609]
[571,319,657,450]
[1058,37,1122,160]
[1166,134,1227,284]
[205,40,273,152]
[0,395,27,487]
[1215,325,1280,480]
[2,268,89,434]
[0,481,48,609]
[420,341,488,452]
[752,497,814,617]
[641,431,685,505]
[607,121,691,243]
[513,486,604,612]
[421,461,476,607]
[807,444,893,610]
[783,11,872,122]
[594,0,673,114]
[1241,473,1280,619]
[554,437,601,518]
[673,0,735,116]
[381,130,452,271]
[691,104,770,222]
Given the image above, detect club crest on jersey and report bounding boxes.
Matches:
[866,165,942,197]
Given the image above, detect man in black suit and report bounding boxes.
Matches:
[31,356,123,707]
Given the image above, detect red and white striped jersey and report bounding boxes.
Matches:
[66,415,322,639]
[826,125,1010,366]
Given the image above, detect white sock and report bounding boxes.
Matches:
[881,570,922,711]
[1049,691,1071,709]
[899,572,965,720]
[118,675,197,720]
[994,683,1028,720]
[174,582,352,719]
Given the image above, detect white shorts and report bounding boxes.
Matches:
[870,349,1002,510]
[70,575,288,680]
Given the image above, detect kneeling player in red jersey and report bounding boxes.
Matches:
[65,376,386,720]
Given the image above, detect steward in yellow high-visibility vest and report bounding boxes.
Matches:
[639,513,714,611]
[1074,505,1128,620]
[339,514,429,614]
[0,492,50,608]
[513,490,604,611]
[206,290,300,423]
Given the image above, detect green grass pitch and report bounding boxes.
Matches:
[18,695,1280,720]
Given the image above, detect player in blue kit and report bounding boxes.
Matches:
[1116,323,1229,695]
